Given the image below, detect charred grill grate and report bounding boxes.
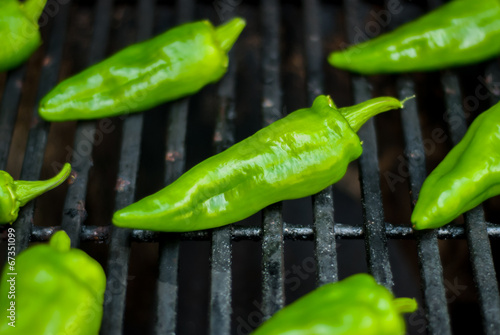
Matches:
[1,0,500,334]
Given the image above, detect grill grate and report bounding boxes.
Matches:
[1,0,500,334]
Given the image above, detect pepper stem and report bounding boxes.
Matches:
[50,230,71,252]
[393,297,418,314]
[339,96,412,132]
[214,17,246,52]
[13,163,72,207]
[21,0,48,24]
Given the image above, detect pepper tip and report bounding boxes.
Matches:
[50,230,71,252]
[393,297,418,314]
[327,51,346,69]
[215,17,246,52]
[21,0,49,24]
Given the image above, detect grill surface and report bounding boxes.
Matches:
[1,0,500,334]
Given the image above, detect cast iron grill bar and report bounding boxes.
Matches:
[13,2,71,254]
[441,67,500,333]
[155,96,189,334]
[155,99,188,334]
[60,0,113,247]
[208,39,238,335]
[101,1,154,333]
[354,78,393,289]
[260,0,285,319]
[397,77,452,335]
[155,2,193,333]
[209,224,233,335]
[0,66,26,169]
[464,208,500,334]
[303,0,339,285]
[155,233,180,335]
[24,221,500,242]
[344,0,393,290]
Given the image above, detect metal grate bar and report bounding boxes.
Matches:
[155,2,193,333]
[398,77,451,335]
[22,221,500,243]
[208,63,236,335]
[155,234,180,335]
[102,1,155,333]
[355,80,393,289]
[13,1,71,254]
[60,0,113,247]
[441,68,500,333]
[344,0,393,290]
[464,208,500,335]
[155,97,188,334]
[208,36,239,335]
[260,0,285,319]
[0,66,26,169]
[303,0,338,285]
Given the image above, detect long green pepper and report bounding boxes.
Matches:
[252,274,417,335]
[0,231,106,334]
[113,95,407,232]
[0,0,47,72]
[412,101,500,230]
[328,0,500,74]
[39,17,246,121]
[0,163,71,225]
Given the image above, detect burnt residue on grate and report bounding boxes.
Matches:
[1,1,500,335]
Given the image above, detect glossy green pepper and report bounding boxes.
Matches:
[412,102,500,230]
[0,0,47,72]
[38,17,246,121]
[113,95,408,232]
[0,163,71,224]
[252,273,417,335]
[0,231,106,334]
[328,0,500,74]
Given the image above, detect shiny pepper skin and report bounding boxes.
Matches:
[113,95,406,232]
[0,0,47,72]
[0,163,71,224]
[328,0,500,74]
[252,274,417,335]
[412,102,500,230]
[39,17,246,121]
[0,231,106,334]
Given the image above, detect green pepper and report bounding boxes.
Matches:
[0,163,71,224]
[412,102,500,230]
[252,273,417,335]
[0,0,47,72]
[0,231,106,334]
[112,95,408,232]
[38,17,246,122]
[328,0,500,74]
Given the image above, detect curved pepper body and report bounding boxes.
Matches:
[252,273,417,335]
[0,231,106,334]
[113,95,403,232]
[39,18,246,121]
[0,0,47,72]
[328,0,500,74]
[412,102,500,229]
[0,163,71,224]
